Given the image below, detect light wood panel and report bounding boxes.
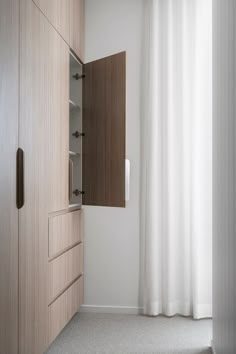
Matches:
[83,52,126,207]
[19,1,69,352]
[48,27,69,213]
[49,209,83,259]
[0,0,19,353]
[48,276,84,345]
[49,244,84,303]
[33,0,70,44]
[70,0,84,61]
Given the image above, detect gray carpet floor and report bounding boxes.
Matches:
[46,313,212,354]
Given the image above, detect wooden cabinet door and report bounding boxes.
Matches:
[0,0,19,353]
[19,1,69,353]
[33,0,70,44]
[70,0,84,61]
[82,52,126,208]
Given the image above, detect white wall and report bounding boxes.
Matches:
[213,1,236,352]
[82,0,143,313]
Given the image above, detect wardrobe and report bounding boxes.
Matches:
[0,0,126,353]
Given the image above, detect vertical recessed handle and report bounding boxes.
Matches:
[17,148,24,209]
[69,159,74,201]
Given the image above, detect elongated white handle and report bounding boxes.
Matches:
[125,159,130,201]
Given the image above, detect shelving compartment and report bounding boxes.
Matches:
[69,154,82,206]
[70,105,82,155]
[70,52,83,108]
[69,51,83,207]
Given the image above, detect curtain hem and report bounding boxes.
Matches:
[144,301,212,320]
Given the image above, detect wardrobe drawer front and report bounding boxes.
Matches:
[49,276,84,344]
[49,209,83,259]
[49,243,83,303]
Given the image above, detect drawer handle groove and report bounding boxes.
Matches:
[17,148,24,209]
[48,274,83,306]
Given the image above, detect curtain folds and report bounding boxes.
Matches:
[141,0,212,319]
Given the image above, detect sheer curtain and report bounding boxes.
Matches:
[141,0,212,319]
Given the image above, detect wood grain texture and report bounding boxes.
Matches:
[0,0,19,353]
[48,30,69,213]
[83,52,126,208]
[49,243,84,303]
[213,1,236,353]
[33,0,70,44]
[19,1,69,352]
[48,276,84,345]
[70,0,84,61]
[49,209,83,259]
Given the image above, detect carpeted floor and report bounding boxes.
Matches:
[46,313,212,354]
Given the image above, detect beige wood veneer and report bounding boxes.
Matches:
[49,243,84,304]
[32,0,85,62]
[19,1,70,352]
[49,209,83,259]
[33,0,70,44]
[48,28,69,214]
[48,276,84,345]
[0,0,19,352]
[70,0,84,61]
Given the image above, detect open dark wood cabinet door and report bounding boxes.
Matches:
[82,52,126,207]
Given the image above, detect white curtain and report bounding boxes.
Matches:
[141,0,212,319]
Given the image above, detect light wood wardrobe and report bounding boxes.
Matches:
[0,0,126,353]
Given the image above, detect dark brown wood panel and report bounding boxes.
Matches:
[83,52,126,207]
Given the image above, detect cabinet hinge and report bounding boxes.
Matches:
[72,73,85,80]
[72,131,85,138]
[73,190,85,197]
